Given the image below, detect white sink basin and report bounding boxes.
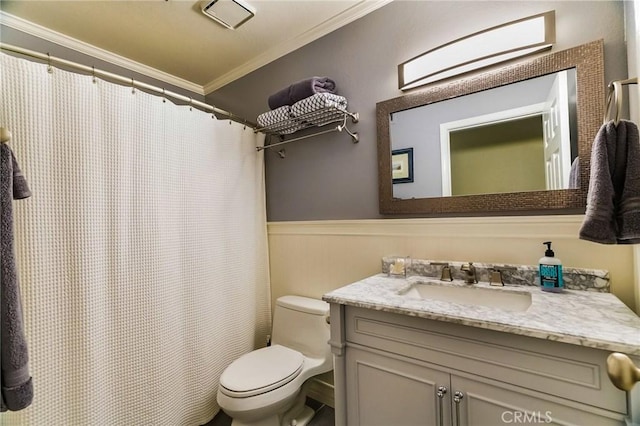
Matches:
[399,281,532,312]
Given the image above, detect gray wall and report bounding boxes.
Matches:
[208,1,628,222]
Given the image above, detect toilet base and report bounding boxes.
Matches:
[229,381,317,426]
[280,381,315,426]
[288,405,314,426]
[229,405,315,426]
[230,416,279,426]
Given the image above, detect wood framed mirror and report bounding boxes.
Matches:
[377,39,604,216]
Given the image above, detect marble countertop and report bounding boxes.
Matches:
[323,274,640,356]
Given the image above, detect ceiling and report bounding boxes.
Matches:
[0,0,390,94]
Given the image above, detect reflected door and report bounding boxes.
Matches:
[543,71,572,190]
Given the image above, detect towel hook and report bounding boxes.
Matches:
[604,81,623,125]
[604,84,616,124]
[605,78,638,126]
[612,81,623,126]
[0,127,12,144]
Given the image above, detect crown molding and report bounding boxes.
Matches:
[203,0,393,93]
[0,11,205,95]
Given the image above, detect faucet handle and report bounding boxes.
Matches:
[489,266,516,286]
[431,262,453,281]
[441,265,453,281]
[489,269,504,286]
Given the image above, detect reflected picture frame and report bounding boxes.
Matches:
[392,148,414,184]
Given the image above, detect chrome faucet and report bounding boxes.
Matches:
[460,262,477,284]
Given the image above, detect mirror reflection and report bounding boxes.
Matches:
[378,40,604,216]
[391,69,578,199]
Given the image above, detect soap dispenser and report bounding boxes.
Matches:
[539,241,563,293]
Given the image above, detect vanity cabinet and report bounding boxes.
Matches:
[332,305,629,426]
[346,346,451,426]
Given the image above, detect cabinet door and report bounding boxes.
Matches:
[346,346,451,426]
[450,374,626,426]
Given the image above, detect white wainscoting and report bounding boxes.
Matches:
[267,216,638,313]
[267,216,639,407]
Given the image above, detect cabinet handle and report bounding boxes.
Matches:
[453,391,464,426]
[436,386,447,426]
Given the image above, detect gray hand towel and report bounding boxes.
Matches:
[616,120,640,242]
[267,77,337,110]
[579,120,640,244]
[0,143,33,412]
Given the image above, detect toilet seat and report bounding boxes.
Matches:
[219,345,304,398]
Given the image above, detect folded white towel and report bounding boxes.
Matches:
[256,106,302,134]
[291,93,348,126]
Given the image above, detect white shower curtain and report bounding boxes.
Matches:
[0,52,271,425]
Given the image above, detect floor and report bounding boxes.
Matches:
[204,399,335,426]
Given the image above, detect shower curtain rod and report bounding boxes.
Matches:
[0,43,257,129]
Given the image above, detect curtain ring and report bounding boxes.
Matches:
[162,88,166,103]
[189,97,193,111]
[92,66,97,84]
[131,78,136,94]
[47,53,53,74]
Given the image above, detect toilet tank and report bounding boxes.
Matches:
[271,295,331,361]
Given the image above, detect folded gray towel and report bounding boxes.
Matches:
[0,143,33,412]
[268,77,336,110]
[579,120,640,244]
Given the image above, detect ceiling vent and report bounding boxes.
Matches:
[200,0,256,30]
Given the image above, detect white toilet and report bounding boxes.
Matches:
[217,295,333,426]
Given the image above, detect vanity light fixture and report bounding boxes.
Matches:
[200,0,256,30]
[398,11,555,91]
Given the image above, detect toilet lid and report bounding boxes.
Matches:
[219,345,304,397]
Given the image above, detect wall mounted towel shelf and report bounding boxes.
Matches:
[256,106,359,158]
